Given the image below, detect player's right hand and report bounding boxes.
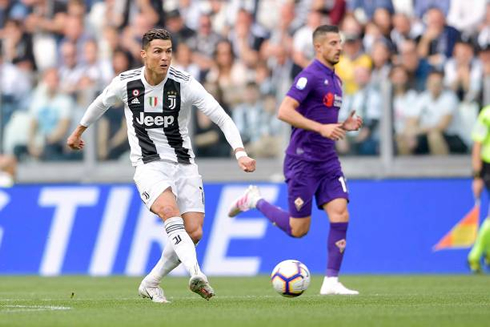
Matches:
[319,123,346,141]
[67,134,85,150]
[238,156,256,173]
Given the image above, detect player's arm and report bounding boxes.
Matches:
[188,78,256,172]
[277,96,346,140]
[471,110,489,200]
[472,141,484,200]
[67,77,122,151]
[341,110,363,132]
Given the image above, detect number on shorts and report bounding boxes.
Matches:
[338,176,347,193]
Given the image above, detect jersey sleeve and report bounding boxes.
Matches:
[80,76,123,127]
[472,107,490,143]
[185,77,244,150]
[286,70,314,104]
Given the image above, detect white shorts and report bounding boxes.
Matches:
[133,160,205,214]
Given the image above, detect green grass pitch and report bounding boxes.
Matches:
[0,275,489,327]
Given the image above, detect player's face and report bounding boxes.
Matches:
[316,32,342,66]
[141,39,173,76]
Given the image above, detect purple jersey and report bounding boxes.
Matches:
[286,59,343,165]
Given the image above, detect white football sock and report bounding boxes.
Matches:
[144,242,181,286]
[164,217,201,277]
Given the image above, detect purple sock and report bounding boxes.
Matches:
[256,199,292,236]
[326,222,348,277]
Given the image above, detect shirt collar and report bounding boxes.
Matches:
[313,59,335,75]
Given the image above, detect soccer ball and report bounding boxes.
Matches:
[270,260,311,297]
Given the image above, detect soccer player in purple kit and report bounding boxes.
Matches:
[228,25,362,295]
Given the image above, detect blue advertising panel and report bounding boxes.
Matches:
[0,179,481,275]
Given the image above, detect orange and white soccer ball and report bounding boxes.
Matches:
[270,260,311,297]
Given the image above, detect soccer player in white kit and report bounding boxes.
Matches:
[67,28,256,303]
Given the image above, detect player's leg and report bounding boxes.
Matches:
[181,211,215,300]
[175,163,214,300]
[135,162,209,301]
[317,173,358,295]
[228,157,313,237]
[468,217,490,272]
[228,185,313,237]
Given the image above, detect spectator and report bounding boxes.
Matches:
[192,81,230,157]
[390,65,420,155]
[2,18,36,71]
[447,0,486,36]
[0,42,33,127]
[206,40,250,109]
[477,3,490,58]
[404,70,466,155]
[337,66,381,156]
[417,7,460,69]
[444,38,482,103]
[59,15,92,64]
[267,43,294,102]
[227,8,268,68]
[232,82,281,158]
[311,0,346,26]
[120,12,155,64]
[291,10,323,73]
[0,154,16,187]
[164,9,196,51]
[414,0,450,18]
[58,41,84,98]
[370,39,392,90]
[372,7,394,47]
[394,39,430,92]
[336,15,372,95]
[390,12,423,53]
[14,68,74,161]
[187,13,222,74]
[173,43,200,80]
[96,48,131,161]
[347,0,394,23]
[478,43,490,107]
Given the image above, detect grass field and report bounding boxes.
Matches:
[0,275,489,327]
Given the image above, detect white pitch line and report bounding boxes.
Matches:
[0,305,71,313]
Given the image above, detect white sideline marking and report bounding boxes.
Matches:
[0,305,71,313]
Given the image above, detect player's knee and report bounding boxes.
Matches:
[153,203,179,220]
[187,226,203,244]
[290,225,309,238]
[331,209,349,223]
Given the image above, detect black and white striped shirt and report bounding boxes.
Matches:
[80,66,244,166]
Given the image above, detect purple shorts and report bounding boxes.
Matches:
[283,155,349,218]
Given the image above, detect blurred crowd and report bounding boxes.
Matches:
[1,0,490,167]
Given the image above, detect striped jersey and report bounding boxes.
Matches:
[81,66,240,166]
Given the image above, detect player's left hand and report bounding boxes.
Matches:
[238,156,256,173]
[342,111,363,131]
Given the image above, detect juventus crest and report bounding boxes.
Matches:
[168,94,176,110]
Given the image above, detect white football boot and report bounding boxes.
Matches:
[189,274,215,300]
[320,277,359,295]
[138,280,170,303]
[228,185,262,217]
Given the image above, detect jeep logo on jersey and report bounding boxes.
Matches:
[135,112,175,128]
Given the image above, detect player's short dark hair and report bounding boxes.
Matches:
[312,25,339,43]
[142,28,172,49]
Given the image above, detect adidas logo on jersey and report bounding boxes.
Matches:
[131,98,141,104]
[135,112,175,128]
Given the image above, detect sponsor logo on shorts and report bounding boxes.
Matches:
[335,239,346,253]
[294,197,304,211]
